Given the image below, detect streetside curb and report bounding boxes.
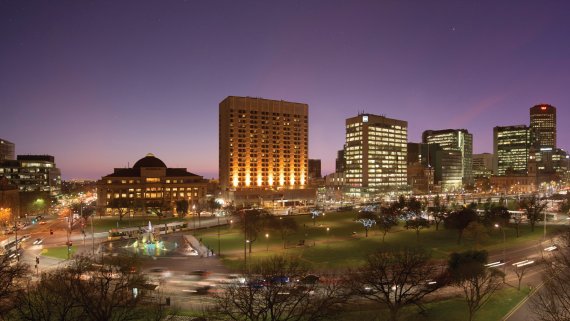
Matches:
[502,282,544,321]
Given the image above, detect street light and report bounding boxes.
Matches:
[494,223,506,279]
[265,233,269,251]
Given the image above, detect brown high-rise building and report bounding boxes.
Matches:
[530,104,556,149]
[219,96,310,203]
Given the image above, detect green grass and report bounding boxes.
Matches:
[197,211,565,271]
[42,245,76,260]
[339,286,531,321]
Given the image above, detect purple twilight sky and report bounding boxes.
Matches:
[1,0,569,180]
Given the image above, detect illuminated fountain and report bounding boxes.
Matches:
[127,221,167,256]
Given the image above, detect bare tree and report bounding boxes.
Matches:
[447,250,503,321]
[532,229,570,321]
[9,255,166,321]
[212,255,347,321]
[356,211,377,238]
[349,246,441,321]
[0,254,29,318]
[238,209,273,254]
[10,273,82,321]
[512,261,532,291]
[377,206,398,243]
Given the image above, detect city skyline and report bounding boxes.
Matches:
[1,1,570,180]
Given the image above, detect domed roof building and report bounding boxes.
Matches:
[133,153,167,169]
[97,154,207,217]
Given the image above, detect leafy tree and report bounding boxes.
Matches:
[520,195,547,232]
[447,250,503,321]
[444,208,479,244]
[464,222,489,249]
[175,199,189,217]
[560,194,570,214]
[431,195,448,231]
[107,198,131,222]
[146,200,169,220]
[212,256,347,321]
[482,204,511,229]
[349,247,441,321]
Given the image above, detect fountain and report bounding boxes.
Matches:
[128,221,167,256]
[101,221,195,258]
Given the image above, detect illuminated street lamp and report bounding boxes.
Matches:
[265,233,269,251]
[494,224,507,279]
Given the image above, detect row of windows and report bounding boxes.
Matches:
[106,178,200,184]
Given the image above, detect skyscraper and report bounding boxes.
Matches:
[422,129,473,189]
[345,113,407,198]
[493,125,535,175]
[530,104,556,149]
[219,96,311,203]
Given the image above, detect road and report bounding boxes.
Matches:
[5,213,569,317]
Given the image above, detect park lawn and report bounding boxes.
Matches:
[198,211,565,271]
[338,286,531,321]
[42,245,76,260]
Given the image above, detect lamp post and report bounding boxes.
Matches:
[265,233,269,252]
[217,215,221,256]
[494,224,506,278]
[192,204,196,230]
[13,218,19,262]
[326,227,330,247]
[91,212,95,255]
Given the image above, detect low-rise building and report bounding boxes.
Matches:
[96,154,208,217]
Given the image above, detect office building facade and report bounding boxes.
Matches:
[0,155,62,197]
[345,114,407,198]
[422,129,473,189]
[0,139,15,161]
[530,104,556,149]
[308,159,322,180]
[472,153,494,178]
[493,125,534,176]
[219,96,313,204]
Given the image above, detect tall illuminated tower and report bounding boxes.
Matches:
[530,104,556,149]
[219,96,309,198]
[344,113,408,198]
[422,129,473,189]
